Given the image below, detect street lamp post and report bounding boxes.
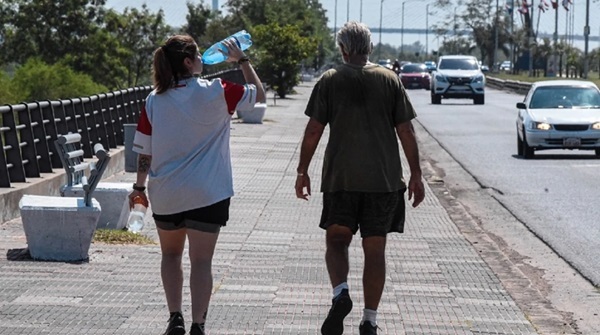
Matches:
[346,0,349,22]
[360,0,363,21]
[426,4,429,58]
[401,1,406,56]
[378,0,384,60]
[583,0,590,78]
[401,0,419,56]
[334,0,337,32]
[493,0,498,72]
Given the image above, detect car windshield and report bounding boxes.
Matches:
[401,64,427,73]
[438,58,479,70]
[528,86,600,109]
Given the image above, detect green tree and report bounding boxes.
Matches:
[0,0,108,65]
[10,58,107,103]
[104,6,173,87]
[0,71,20,105]
[432,0,511,65]
[63,29,130,89]
[253,23,317,98]
[183,1,213,42]
[225,0,333,70]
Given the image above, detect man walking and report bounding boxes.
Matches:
[295,21,425,335]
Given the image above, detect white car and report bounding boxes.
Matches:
[499,60,512,71]
[516,80,600,159]
[431,55,486,105]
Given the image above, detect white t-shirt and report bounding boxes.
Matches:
[133,77,257,215]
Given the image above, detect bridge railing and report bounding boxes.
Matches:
[0,69,244,188]
[0,86,151,188]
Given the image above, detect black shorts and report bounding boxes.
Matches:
[319,190,406,237]
[153,198,230,233]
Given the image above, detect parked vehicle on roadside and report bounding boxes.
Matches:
[516,80,600,159]
[399,63,430,90]
[430,55,486,105]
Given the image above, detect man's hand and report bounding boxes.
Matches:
[295,174,311,200]
[407,175,425,208]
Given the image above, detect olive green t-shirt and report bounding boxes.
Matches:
[305,63,416,193]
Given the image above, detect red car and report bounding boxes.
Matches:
[399,63,431,90]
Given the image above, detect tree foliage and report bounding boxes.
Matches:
[0,0,109,65]
[432,0,512,65]
[225,0,333,71]
[253,23,317,98]
[183,1,213,43]
[10,58,107,103]
[0,0,334,103]
[103,5,173,87]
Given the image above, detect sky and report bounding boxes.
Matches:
[105,0,600,53]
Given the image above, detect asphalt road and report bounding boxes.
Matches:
[405,86,600,287]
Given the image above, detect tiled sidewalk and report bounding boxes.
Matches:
[0,82,546,334]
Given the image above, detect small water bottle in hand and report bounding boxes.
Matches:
[127,196,148,233]
[202,30,253,65]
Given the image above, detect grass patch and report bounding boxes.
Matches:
[93,229,155,245]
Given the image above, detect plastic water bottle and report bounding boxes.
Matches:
[202,30,252,65]
[127,196,147,233]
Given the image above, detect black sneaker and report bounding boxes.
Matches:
[321,289,353,335]
[189,323,205,335]
[163,312,185,335]
[359,321,378,335]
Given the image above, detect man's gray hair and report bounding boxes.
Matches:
[336,21,372,56]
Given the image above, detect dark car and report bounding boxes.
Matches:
[399,63,431,90]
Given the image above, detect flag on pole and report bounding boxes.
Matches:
[518,0,529,14]
[551,0,558,8]
[562,0,570,10]
[505,1,514,15]
[538,0,550,12]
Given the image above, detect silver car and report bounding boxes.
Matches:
[516,80,600,158]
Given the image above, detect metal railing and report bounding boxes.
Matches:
[0,69,245,188]
[0,86,151,188]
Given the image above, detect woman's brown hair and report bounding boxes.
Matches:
[153,35,198,94]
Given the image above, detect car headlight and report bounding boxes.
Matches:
[531,121,551,130]
[592,122,600,130]
[435,74,447,82]
[471,74,485,83]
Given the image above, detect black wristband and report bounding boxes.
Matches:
[132,183,146,192]
[237,56,250,64]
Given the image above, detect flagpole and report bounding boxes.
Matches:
[536,6,541,38]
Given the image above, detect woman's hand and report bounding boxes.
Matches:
[128,190,149,209]
[221,39,247,64]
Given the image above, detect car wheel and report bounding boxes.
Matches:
[474,95,485,105]
[522,130,534,159]
[431,93,441,104]
[517,134,523,156]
